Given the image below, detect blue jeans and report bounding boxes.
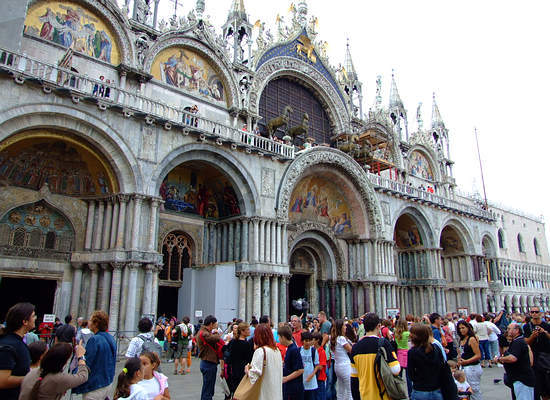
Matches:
[304,389,317,400]
[200,360,217,400]
[479,340,490,360]
[326,362,336,399]
[411,389,443,400]
[315,380,326,400]
[513,381,534,400]
[488,340,499,359]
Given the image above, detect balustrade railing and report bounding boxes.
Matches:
[367,173,494,220]
[0,49,295,159]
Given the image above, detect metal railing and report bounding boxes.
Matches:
[0,48,295,159]
[367,173,494,220]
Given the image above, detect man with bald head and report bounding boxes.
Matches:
[498,323,535,400]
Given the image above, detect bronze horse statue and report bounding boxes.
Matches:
[287,112,309,140]
[267,105,293,137]
[337,134,360,154]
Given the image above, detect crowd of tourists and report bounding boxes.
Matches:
[0,302,549,400]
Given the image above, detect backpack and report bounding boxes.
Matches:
[138,334,163,356]
[374,338,408,400]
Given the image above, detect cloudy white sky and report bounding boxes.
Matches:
[146,0,549,224]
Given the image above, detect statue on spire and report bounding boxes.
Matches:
[416,102,423,131]
[375,75,382,108]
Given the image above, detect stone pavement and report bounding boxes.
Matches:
[108,358,510,400]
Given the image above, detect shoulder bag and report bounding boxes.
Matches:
[233,347,266,400]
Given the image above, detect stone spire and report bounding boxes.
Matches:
[222,0,252,64]
[343,39,358,82]
[389,69,403,108]
[431,92,445,130]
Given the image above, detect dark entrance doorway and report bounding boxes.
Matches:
[0,277,57,322]
[289,274,310,315]
[157,286,179,319]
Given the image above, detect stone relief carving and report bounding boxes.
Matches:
[380,201,390,226]
[249,57,349,134]
[261,168,275,198]
[140,127,158,162]
[277,148,384,237]
[288,221,346,279]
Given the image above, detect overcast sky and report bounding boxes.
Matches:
[146,0,550,225]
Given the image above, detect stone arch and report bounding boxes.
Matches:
[498,228,506,249]
[249,57,350,134]
[288,222,346,281]
[144,36,240,109]
[153,143,259,216]
[276,147,383,237]
[25,0,135,66]
[392,205,436,248]
[159,230,194,282]
[438,218,475,254]
[0,104,140,192]
[407,144,441,182]
[0,185,86,250]
[480,231,498,256]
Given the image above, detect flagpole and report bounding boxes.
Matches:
[474,127,488,209]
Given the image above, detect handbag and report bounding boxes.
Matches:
[233,347,266,400]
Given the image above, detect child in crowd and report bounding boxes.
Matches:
[453,370,473,399]
[312,332,328,400]
[278,325,304,400]
[27,341,48,369]
[300,331,320,400]
[138,351,170,400]
[114,357,148,400]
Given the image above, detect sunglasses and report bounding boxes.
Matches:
[530,310,540,314]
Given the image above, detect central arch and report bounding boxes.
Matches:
[276,147,384,237]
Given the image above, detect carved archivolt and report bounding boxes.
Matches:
[288,221,346,280]
[144,36,240,109]
[276,147,384,237]
[249,57,350,134]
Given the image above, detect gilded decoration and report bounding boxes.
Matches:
[24,0,121,65]
[409,150,434,181]
[159,161,240,219]
[289,176,352,235]
[0,131,118,196]
[394,214,424,249]
[151,47,226,105]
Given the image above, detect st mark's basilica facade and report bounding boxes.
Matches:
[0,0,548,331]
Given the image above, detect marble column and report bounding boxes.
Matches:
[352,283,358,317]
[276,223,282,264]
[238,274,247,320]
[282,224,288,265]
[375,284,382,316]
[265,221,271,263]
[84,201,95,250]
[115,195,128,249]
[93,201,104,250]
[271,222,276,263]
[329,282,336,318]
[142,264,154,315]
[130,196,142,249]
[108,263,123,332]
[246,275,253,321]
[216,224,222,263]
[70,263,83,318]
[381,284,387,317]
[209,224,216,263]
[340,283,346,317]
[151,266,160,318]
[259,220,265,263]
[252,219,260,263]
[87,264,99,316]
[99,264,111,311]
[234,221,241,261]
[363,283,370,313]
[102,201,113,249]
[109,200,119,249]
[228,222,234,261]
[124,263,139,333]
[262,275,270,316]
[241,219,249,262]
[253,274,261,318]
[280,277,288,322]
[148,199,160,251]
[319,281,326,312]
[481,288,487,313]
[221,223,228,262]
[271,275,279,325]
[202,223,209,264]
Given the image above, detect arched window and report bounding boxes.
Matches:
[161,232,193,282]
[12,228,26,247]
[534,238,540,256]
[498,229,505,249]
[45,232,56,249]
[517,234,525,253]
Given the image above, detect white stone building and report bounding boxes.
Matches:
[0,0,548,332]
